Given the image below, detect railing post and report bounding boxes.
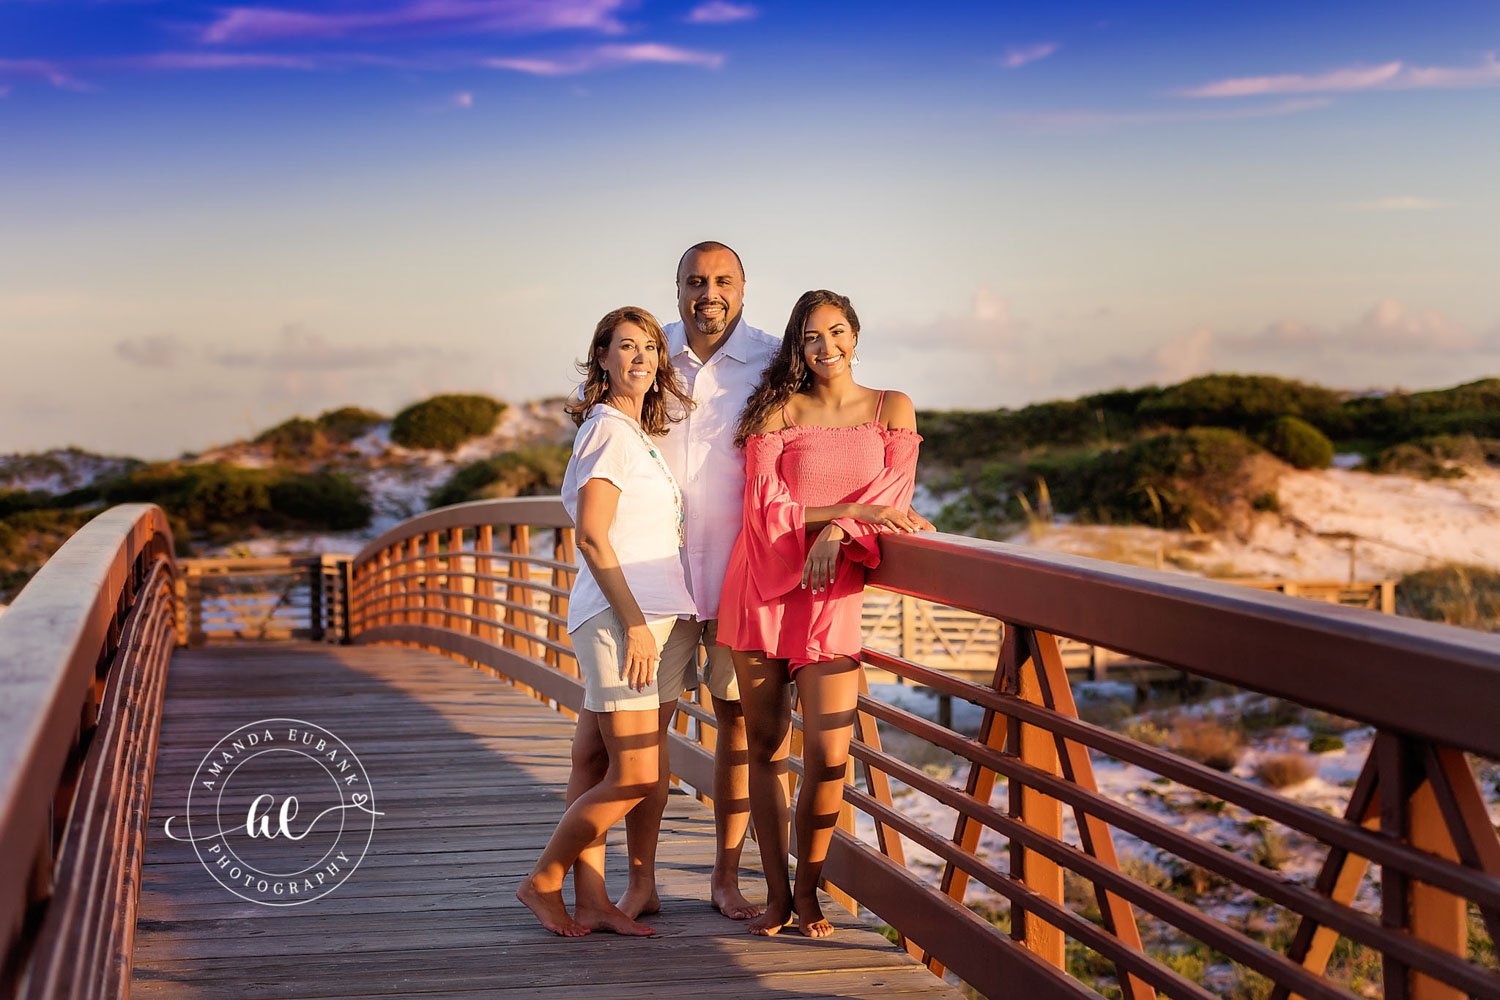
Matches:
[1009,627,1065,971]
[447,527,466,640]
[308,558,324,642]
[476,525,497,646]
[338,557,352,643]
[899,593,914,660]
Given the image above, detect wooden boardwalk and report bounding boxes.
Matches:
[131,643,961,999]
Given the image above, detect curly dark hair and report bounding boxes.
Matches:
[566,306,695,435]
[734,289,860,446]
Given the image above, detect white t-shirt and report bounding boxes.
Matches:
[563,405,697,632]
[656,317,780,618]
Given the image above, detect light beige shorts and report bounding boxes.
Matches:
[656,616,740,705]
[572,609,679,713]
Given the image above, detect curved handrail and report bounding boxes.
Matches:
[0,504,177,995]
[869,533,1500,755]
[348,496,1500,1000]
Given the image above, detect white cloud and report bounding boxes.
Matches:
[1006,97,1329,130]
[685,1,757,24]
[486,42,724,75]
[1179,52,1500,98]
[115,333,191,369]
[200,0,629,45]
[208,324,460,371]
[999,42,1058,70]
[0,57,90,92]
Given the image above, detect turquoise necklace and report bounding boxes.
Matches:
[610,401,685,548]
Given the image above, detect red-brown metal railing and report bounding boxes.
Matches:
[0,505,178,999]
[345,497,1500,1000]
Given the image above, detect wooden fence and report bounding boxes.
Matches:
[347,496,1500,1000]
[176,554,350,646]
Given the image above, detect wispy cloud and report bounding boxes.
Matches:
[1347,196,1449,212]
[685,1,757,24]
[999,42,1058,69]
[450,89,474,108]
[115,333,191,370]
[0,57,90,91]
[1224,300,1484,354]
[200,0,628,45]
[486,42,724,75]
[208,325,457,371]
[1006,97,1329,130]
[1179,52,1500,98]
[116,51,320,71]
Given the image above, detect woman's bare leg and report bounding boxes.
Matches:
[567,711,610,913]
[733,650,794,936]
[617,700,679,918]
[517,707,661,937]
[789,656,860,938]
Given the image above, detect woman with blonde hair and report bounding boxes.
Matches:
[718,289,922,937]
[517,306,696,937]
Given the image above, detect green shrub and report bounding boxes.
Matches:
[1329,379,1500,445]
[102,463,371,539]
[255,417,321,458]
[1308,733,1345,753]
[429,445,571,508]
[1397,564,1500,631]
[1086,428,1263,531]
[0,506,103,601]
[0,490,59,518]
[1261,415,1333,469]
[1373,433,1487,478]
[315,406,384,442]
[255,407,386,459]
[390,394,505,451]
[929,428,1263,533]
[269,471,370,530]
[1138,374,1342,431]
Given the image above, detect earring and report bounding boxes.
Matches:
[851,349,861,366]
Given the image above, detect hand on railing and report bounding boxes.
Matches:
[848,504,919,532]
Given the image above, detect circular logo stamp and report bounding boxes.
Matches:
[164,718,381,906]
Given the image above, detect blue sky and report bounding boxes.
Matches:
[2,0,1498,457]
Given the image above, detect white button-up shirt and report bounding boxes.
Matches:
[656,317,780,619]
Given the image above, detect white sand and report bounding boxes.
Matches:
[1023,465,1500,580]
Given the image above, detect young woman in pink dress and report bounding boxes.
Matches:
[717,289,922,937]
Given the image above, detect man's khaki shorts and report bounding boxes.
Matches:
[655,616,740,705]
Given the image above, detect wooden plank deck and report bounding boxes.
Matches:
[132,643,963,999]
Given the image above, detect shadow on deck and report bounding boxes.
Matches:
[132,643,958,999]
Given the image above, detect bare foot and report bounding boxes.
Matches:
[795,896,834,938]
[747,898,793,937]
[576,900,656,936]
[516,875,590,937]
[712,878,761,920]
[617,882,660,919]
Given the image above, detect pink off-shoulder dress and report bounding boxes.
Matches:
[717,394,922,671]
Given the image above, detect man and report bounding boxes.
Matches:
[615,241,777,922]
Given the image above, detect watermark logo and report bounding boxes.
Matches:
[164,718,382,906]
